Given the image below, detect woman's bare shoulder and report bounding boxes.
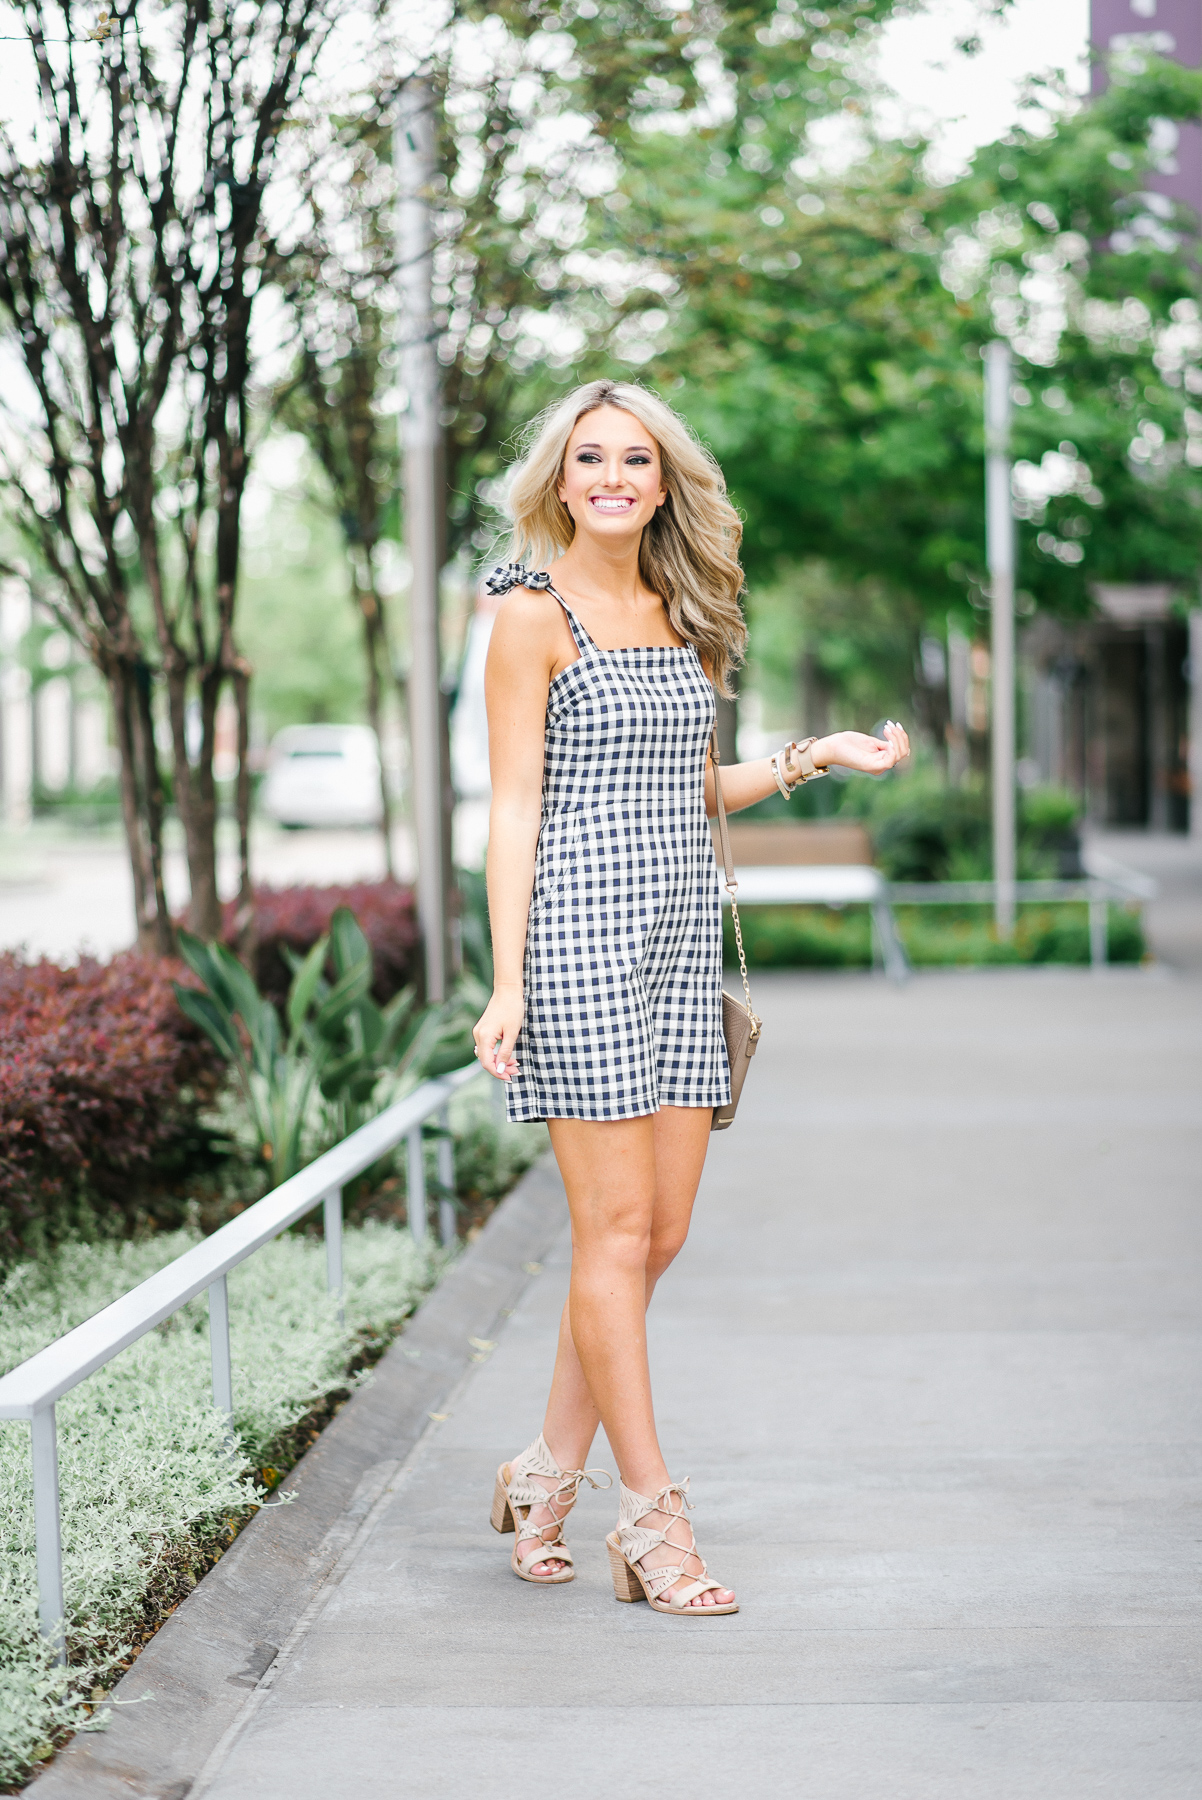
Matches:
[492,584,562,631]
[488,586,571,670]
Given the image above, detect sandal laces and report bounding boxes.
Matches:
[645,1480,700,1570]
[516,1464,612,1553]
[619,1478,722,1603]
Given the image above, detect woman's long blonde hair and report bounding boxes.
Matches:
[502,378,747,695]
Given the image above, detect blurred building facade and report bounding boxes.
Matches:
[1092,0,1201,219]
[0,580,114,826]
[1029,0,1202,835]
[1022,594,1196,832]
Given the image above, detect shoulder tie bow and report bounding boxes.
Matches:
[484,562,552,596]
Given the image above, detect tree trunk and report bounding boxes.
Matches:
[132,662,173,956]
[109,662,154,946]
[108,659,173,956]
[357,580,395,879]
[230,664,256,962]
[161,657,222,938]
[179,665,222,940]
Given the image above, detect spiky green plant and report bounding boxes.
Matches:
[174,908,472,1183]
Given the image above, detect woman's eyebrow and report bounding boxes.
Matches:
[572,442,655,453]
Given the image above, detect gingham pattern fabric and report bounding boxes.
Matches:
[494,568,731,1123]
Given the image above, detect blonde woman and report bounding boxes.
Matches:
[474,378,908,1616]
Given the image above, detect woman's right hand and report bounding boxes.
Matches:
[472,984,525,1081]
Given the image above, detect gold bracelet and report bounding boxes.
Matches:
[781,737,828,787]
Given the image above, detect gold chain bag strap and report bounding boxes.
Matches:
[709,723,762,1131]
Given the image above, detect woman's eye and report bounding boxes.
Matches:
[576,451,601,463]
[626,455,650,464]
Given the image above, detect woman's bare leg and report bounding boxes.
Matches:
[541,1105,711,1460]
[515,1106,732,1605]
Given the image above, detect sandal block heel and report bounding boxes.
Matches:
[610,1480,738,1617]
[491,1436,612,1584]
[606,1533,646,1603]
[490,1472,515,1534]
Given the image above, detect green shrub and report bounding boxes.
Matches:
[896,903,1143,967]
[337,1081,548,1240]
[863,780,1084,883]
[1017,786,1086,879]
[733,761,1085,885]
[724,905,870,968]
[443,1082,548,1232]
[221,880,420,1011]
[177,909,481,1187]
[724,902,1145,970]
[32,776,124,829]
[869,786,992,882]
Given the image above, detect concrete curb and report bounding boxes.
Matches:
[29,1152,567,1800]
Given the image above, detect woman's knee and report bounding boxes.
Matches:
[570,1196,655,1268]
[646,1223,688,1283]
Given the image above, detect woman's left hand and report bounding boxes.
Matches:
[814,722,909,775]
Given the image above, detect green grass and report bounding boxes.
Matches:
[724,904,1146,970]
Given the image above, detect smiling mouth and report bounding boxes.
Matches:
[589,496,636,512]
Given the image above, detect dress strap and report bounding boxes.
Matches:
[484,561,595,653]
[548,589,595,655]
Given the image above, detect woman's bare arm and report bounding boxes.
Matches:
[698,654,908,814]
[703,728,910,816]
[473,591,564,1079]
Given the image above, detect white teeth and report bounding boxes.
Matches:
[591,498,633,510]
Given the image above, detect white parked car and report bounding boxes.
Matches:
[260,725,383,829]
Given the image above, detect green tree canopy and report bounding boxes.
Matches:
[628,55,1202,620]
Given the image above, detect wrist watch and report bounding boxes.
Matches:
[772,737,827,799]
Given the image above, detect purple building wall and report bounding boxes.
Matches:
[1091,0,1202,219]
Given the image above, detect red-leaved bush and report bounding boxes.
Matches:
[0,952,225,1262]
[222,881,420,1009]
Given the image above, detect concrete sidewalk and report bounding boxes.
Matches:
[1091,829,1202,975]
[194,969,1201,1800]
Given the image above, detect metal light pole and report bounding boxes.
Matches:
[396,78,451,1001]
[984,341,1016,938]
[946,626,970,788]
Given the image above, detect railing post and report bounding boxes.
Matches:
[1089,895,1107,970]
[407,1127,428,1242]
[872,900,909,984]
[436,1105,456,1247]
[324,1186,344,1325]
[985,339,1017,940]
[208,1275,234,1428]
[31,1404,65,1662]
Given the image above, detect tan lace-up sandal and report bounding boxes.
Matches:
[606,1478,738,1616]
[491,1433,612,1585]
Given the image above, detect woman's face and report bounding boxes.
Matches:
[557,406,667,543]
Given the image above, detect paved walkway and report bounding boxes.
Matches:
[0,805,490,963]
[0,822,417,962]
[196,969,1201,1800]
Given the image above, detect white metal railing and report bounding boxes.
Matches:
[721,865,1155,981]
[887,874,1155,969]
[0,1061,482,1659]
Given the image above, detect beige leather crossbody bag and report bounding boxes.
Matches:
[709,727,762,1131]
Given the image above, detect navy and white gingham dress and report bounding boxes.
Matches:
[486,564,731,1123]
